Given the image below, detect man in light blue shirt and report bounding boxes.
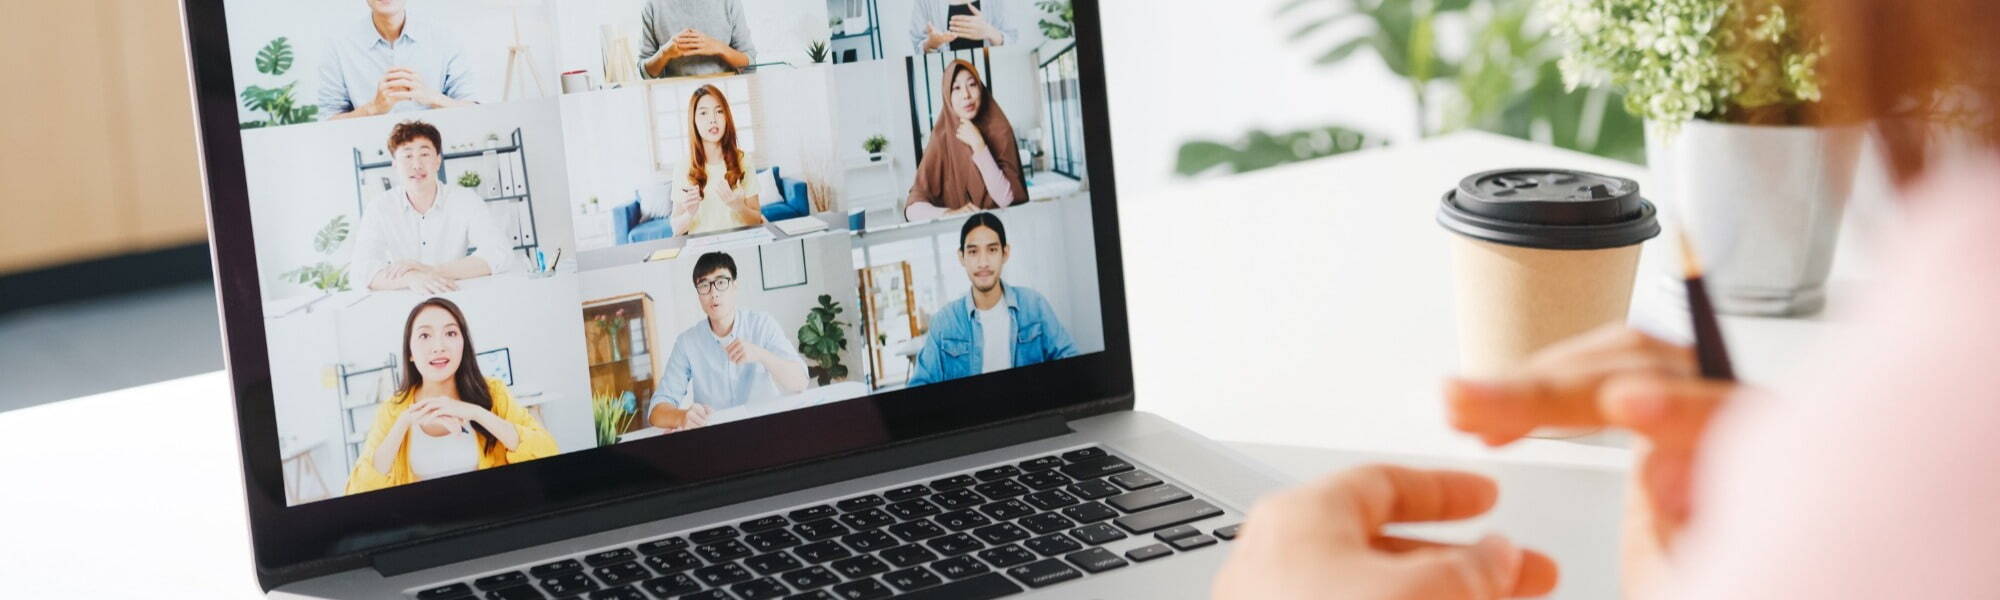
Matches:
[647,252,809,431]
[320,0,478,120]
[907,212,1078,387]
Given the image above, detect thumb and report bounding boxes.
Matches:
[968,3,982,15]
[1394,535,1524,599]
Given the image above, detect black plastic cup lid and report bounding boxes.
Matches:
[1437,168,1660,250]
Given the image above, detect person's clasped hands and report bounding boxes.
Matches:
[1215,325,1743,599]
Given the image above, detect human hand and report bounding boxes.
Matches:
[683,403,712,429]
[954,121,986,152]
[382,259,426,281]
[402,269,459,295]
[944,205,978,215]
[1213,465,1558,600]
[416,414,464,437]
[674,28,725,57]
[412,396,486,423]
[366,68,418,114]
[383,67,450,108]
[923,24,958,51]
[949,5,1002,45]
[723,338,761,364]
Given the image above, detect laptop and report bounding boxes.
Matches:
[185,0,1292,598]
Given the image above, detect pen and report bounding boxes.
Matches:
[1677,228,1736,380]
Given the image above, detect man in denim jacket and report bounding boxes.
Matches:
[907,213,1078,387]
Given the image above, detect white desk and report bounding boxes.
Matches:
[0,133,1854,597]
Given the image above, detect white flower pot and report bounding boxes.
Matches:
[1645,119,1863,316]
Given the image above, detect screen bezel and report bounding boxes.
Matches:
[183,0,1131,586]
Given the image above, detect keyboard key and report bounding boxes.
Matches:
[928,474,976,491]
[693,561,753,587]
[1059,447,1107,462]
[1023,489,1080,512]
[785,591,838,600]
[733,577,791,600]
[924,532,985,556]
[1019,512,1076,535]
[839,529,897,552]
[879,544,939,568]
[930,555,990,580]
[1064,548,1129,574]
[971,522,1030,545]
[1125,543,1173,562]
[643,548,700,573]
[929,489,983,510]
[695,538,753,562]
[1005,558,1082,588]
[884,498,942,521]
[1154,525,1202,542]
[886,519,946,543]
[586,586,645,600]
[1110,470,1164,490]
[482,585,545,600]
[1214,523,1242,540]
[789,505,838,522]
[1017,470,1070,491]
[1023,533,1081,557]
[883,565,943,592]
[975,499,1034,521]
[794,519,851,542]
[1107,485,1192,513]
[640,574,700,598]
[593,561,650,585]
[746,551,804,575]
[1017,456,1065,472]
[584,548,637,567]
[883,484,930,502]
[741,515,790,533]
[1058,456,1135,481]
[1171,534,1219,551]
[417,582,471,599]
[936,509,992,531]
[973,465,1021,482]
[793,540,852,563]
[975,544,1036,568]
[679,590,731,600]
[1060,502,1117,524]
[1113,499,1223,534]
[747,529,805,553]
[1069,523,1128,545]
[473,572,528,591]
[1067,479,1120,500]
[689,525,739,545]
[782,565,840,590]
[830,554,889,579]
[636,537,688,555]
[537,572,597,596]
[836,494,885,512]
[528,559,581,578]
[830,577,892,600]
[837,508,895,531]
[971,479,1029,500]
[891,572,1023,600]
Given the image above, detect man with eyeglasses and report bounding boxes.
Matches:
[907,212,1077,387]
[646,251,809,432]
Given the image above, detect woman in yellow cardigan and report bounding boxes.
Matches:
[347,298,557,495]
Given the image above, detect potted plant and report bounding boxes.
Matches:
[280,215,352,293]
[862,135,889,161]
[806,39,831,64]
[797,295,850,385]
[457,171,483,189]
[1548,0,1857,316]
[238,37,320,128]
[592,391,638,446]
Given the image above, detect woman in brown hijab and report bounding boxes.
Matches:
[906,59,1029,222]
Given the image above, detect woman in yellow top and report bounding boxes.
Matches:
[670,84,765,236]
[346,298,557,495]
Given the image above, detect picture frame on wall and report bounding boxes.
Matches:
[759,239,809,290]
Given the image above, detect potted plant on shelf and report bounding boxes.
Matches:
[592,391,638,446]
[862,135,889,161]
[797,295,851,385]
[807,39,831,64]
[1548,0,1857,316]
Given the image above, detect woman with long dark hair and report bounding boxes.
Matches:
[346,298,556,494]
[906,59,1028,222]
[670,84,765,236]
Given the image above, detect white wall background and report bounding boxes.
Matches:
[223,0,564,126]
[241,98,575,303]
[753,67,842,208]
[830,60,919,214]
[577,235,868,392]
[555,0,833,82]
[559,86,656,233]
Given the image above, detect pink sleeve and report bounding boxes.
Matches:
[970,149,1015,206]
[905,200,947,222]
[1671,159,2000,599]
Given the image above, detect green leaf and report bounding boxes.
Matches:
[1312,37,1372,65]
[255,37,294,76]
[1174,125,1384,177]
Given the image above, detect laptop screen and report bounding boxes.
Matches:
[223,0,1105,506]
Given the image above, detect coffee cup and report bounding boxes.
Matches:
[1438,168,1660,378]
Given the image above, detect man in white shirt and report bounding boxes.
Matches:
[320,0,478,120]
[349,120,513,294]
[647,252,810,431]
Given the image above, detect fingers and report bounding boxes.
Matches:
[1373,537,1560,597]
[1524,325,1694,375]
[1308,465,1499,535]
[1597,374,1733,448]
[1446,378,1599,446]
[967,3,982,16]
[1388,535,1544,599]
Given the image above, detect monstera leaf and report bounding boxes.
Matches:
[255,37,295,76]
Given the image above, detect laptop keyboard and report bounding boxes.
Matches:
[412,446,1242,600]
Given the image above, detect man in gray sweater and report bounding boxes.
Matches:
[637,0,757,78]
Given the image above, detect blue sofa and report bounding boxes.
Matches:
[613,168,811,244]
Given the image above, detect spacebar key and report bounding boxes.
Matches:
[1113,499,1223,534]
[890,572,1023,600]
